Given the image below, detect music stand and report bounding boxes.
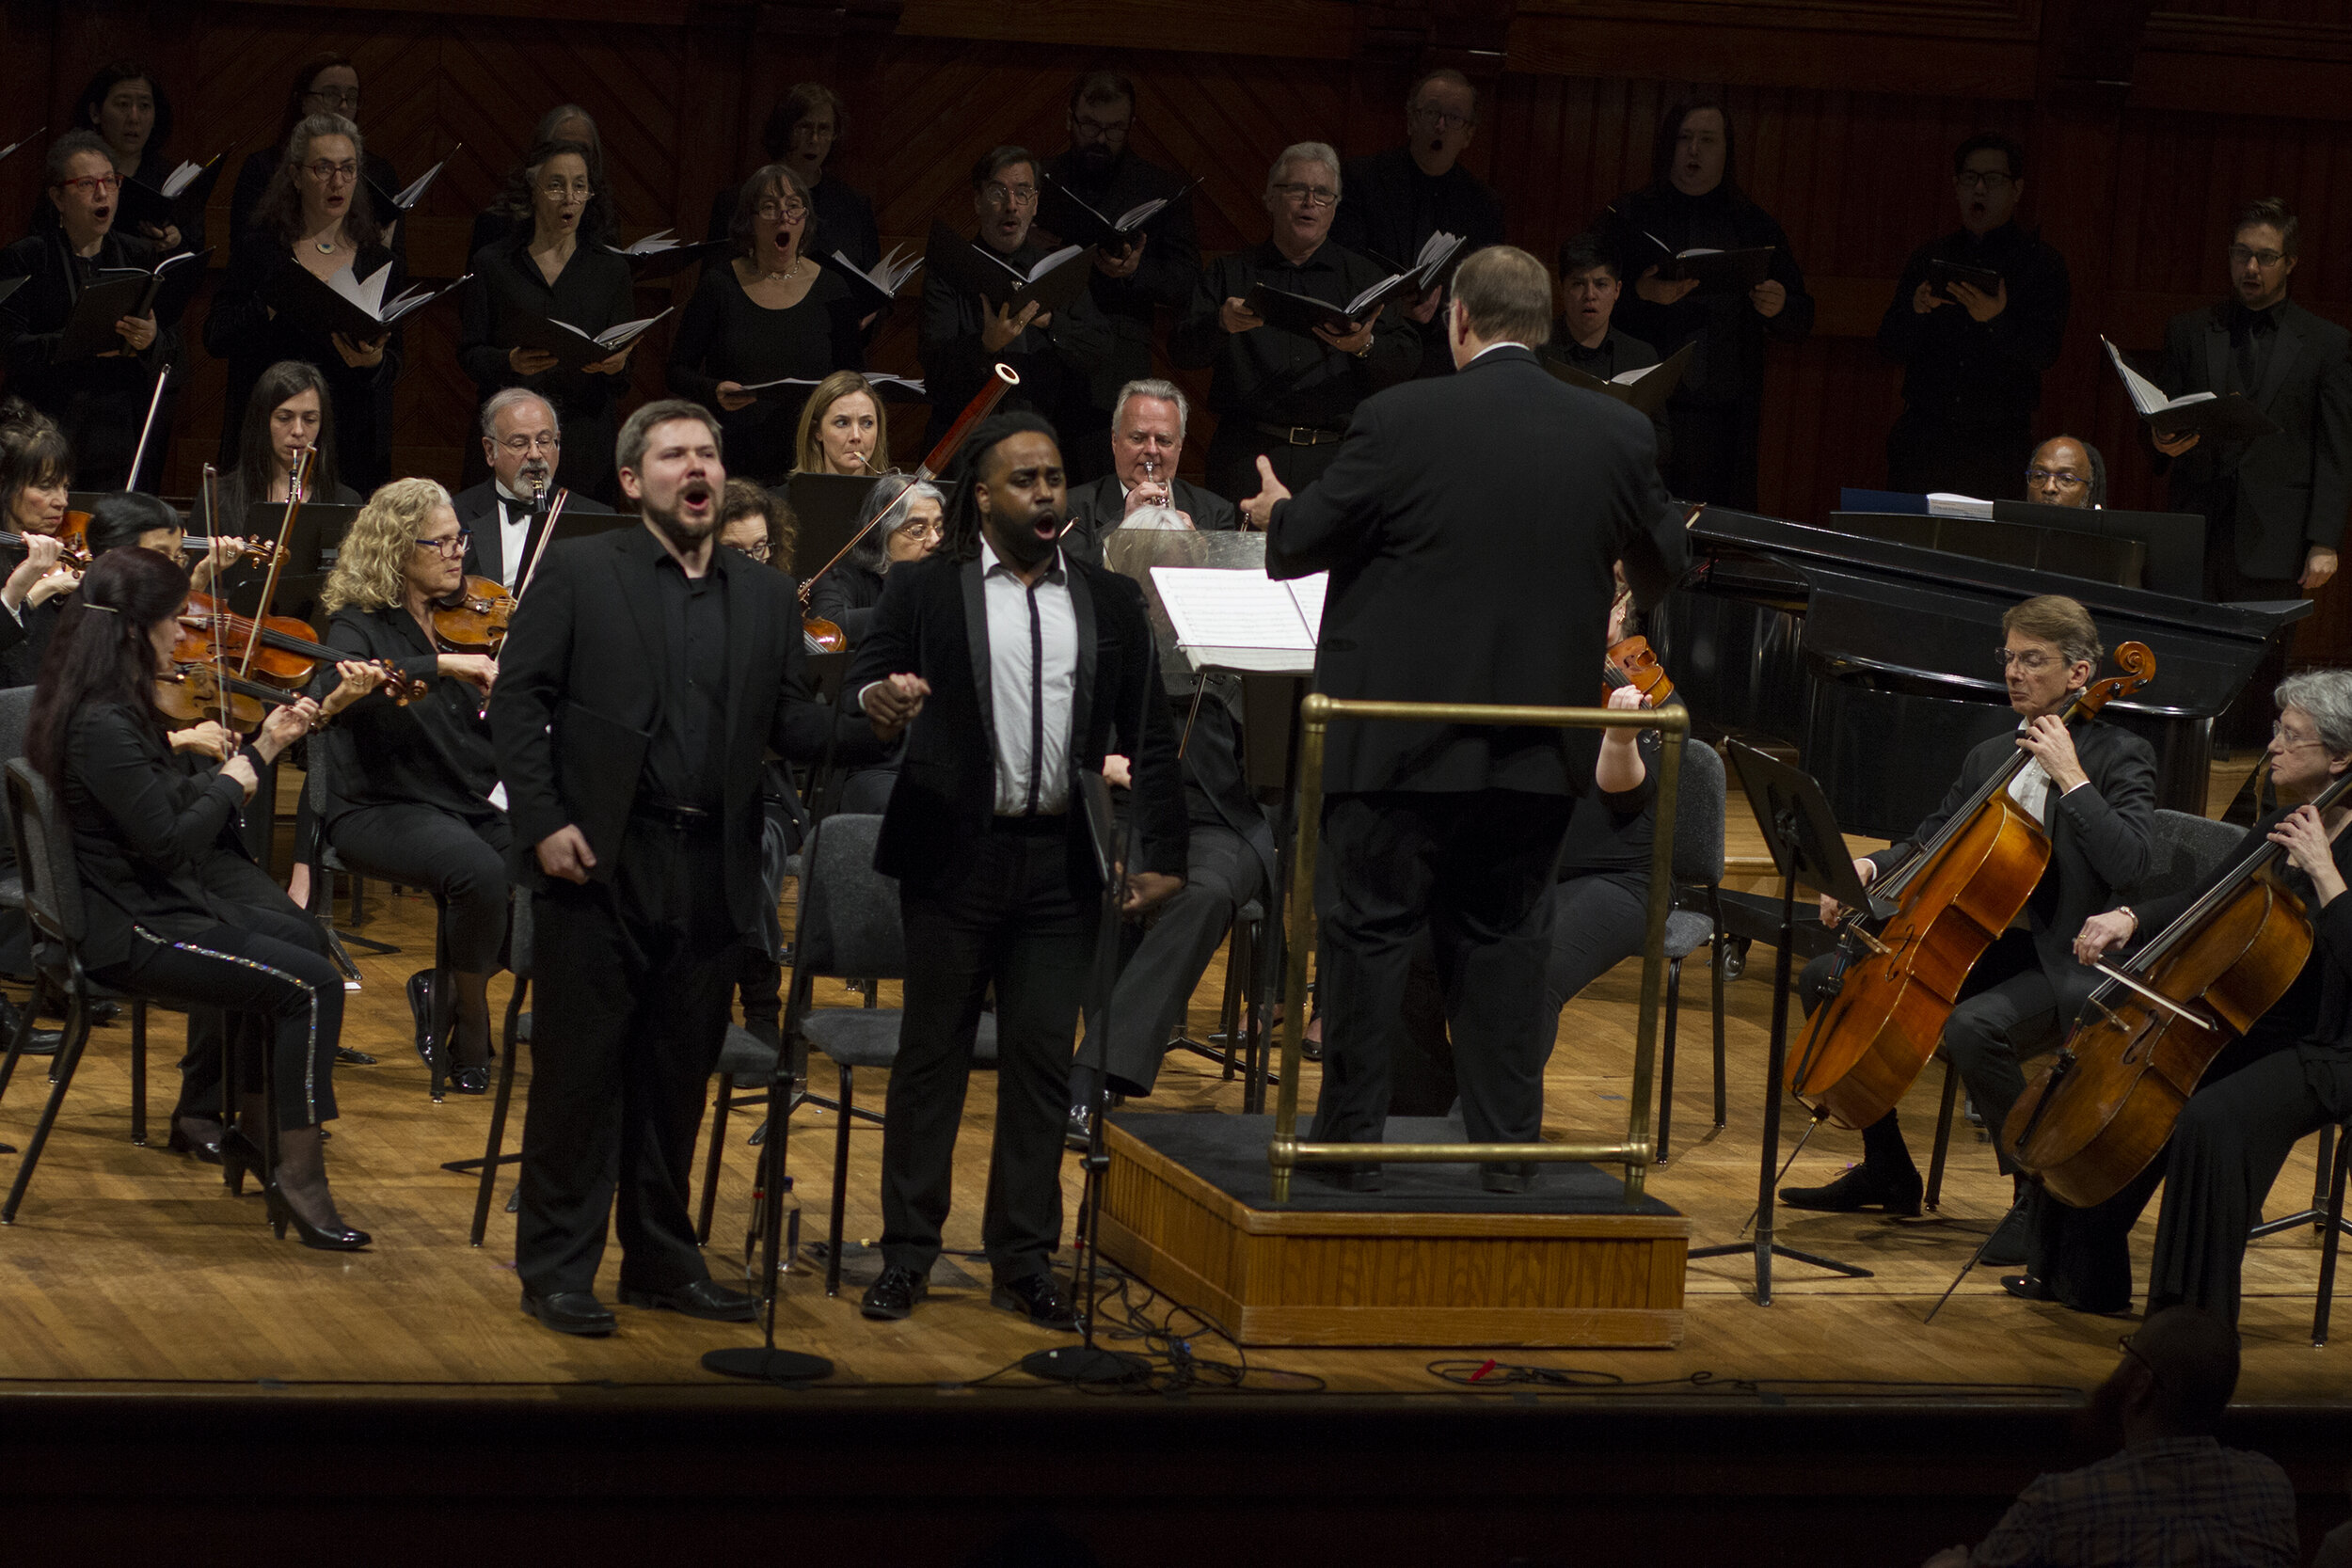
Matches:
[1687,742,1879,1304]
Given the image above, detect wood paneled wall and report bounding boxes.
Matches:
[6,0,2352,654]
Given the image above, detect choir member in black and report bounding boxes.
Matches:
[310,479,508,1093]
[229,55,401,260]
[1037,71,1201,480]
[1331,69,1505,379]
[2149,198,2352,603]
[1545,234,1666,459]
[0,408,85,686]
[668,165,864,486]
[1241,246,1688,1189]
[1171,142,1422,503]
[1877,134,2072,500]
[2026,435,2105,510]
[213,359,364,521]
[71,62,199,258]
[457,140,635,507]
[792,369,891,477]
[1783,596,2154,1268]
[206,115,403,492]
[2015,671,2352,1320]
[806,472,946,650]
[919,146,1112,452]
[453,388,613,592]
[26,546,368,1247]
[469,105,612,261]
[705,84,881,276]
[1059,378,1236,559]
[850,413,1185,1325]
[0,133,172,491]
[1597,102,1814,509]
[488,400,872,1336]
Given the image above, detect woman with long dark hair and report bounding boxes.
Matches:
[25,546,369,1249]
[212,359,363,522]
[70,60,200,257]
[205,116,403,490]
[0,405,85,685]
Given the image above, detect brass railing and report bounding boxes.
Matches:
[1269,693,1687,1203]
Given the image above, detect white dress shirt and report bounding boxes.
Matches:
[494,484,539,589]
[980,539,1078,816]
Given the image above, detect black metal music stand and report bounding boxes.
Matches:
[1687,742,1879,1304]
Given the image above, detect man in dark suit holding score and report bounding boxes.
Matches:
[1242,245,1690,1190]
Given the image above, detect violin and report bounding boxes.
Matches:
[183,536,288,570]
[154,666,278,733]
[431,576,515,655]
[2007,769,2352,1207]
[1785,642,2157,1132]
[173,598,424,704]
[1,522,93,569]
[1605,634,1675,706]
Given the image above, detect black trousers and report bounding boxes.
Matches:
[174,853,330,1123]
[1204,420,1346,507]
[1884,412,2034,502]
[1311,789,1576,1153]
[327,803,512,972]
[516,817,740,1298]
[881,817,1095,1285]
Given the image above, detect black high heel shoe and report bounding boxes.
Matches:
[220,1127,266,1196]
[405,970,437,1067]
[264,1181,372,1251]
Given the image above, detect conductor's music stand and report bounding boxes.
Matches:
[1687,742,1879,1304]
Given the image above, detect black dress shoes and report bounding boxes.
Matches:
[1307,1164,1385,1194]
[167,1117,224,1165]
[860,1264,930,1321]
[405,970,437,1067]
[1779,1164,1924,1216]
[2000,1273,2057,1302]
[445,1064,489,1096]
[620,1278,759,1322]
[991,1272,1080,1330]
[521,1289,617,1337]
[0,996,64,1058]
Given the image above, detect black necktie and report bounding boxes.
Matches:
[1023,582,1044,815]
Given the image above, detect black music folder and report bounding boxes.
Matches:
[1540,341,1694,418]
[1037,171,1196,253]
[925,223,1093,315]
[266,262,467,341]
[2103,336,2280,444]
[55,248,211,359]
[824,244,924,316]
[115,151,227,239]
[505,307,672,373]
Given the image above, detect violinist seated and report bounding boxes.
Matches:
[718,477,791,571]
[2011,670,2352,1320]
[1783,594,2156,1268]
[0,404,87,686]
[807,473,946,649]
[82,486,250,599]
[454,388,612,594]
[26,546,371,1248]
[213,360,365,518]
[1059,379,1238,562]
[310,479,509,1094]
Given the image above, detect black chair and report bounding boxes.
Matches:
[466,888,533,1246]
[0,759,153,1223]
[1656,739,1730,1164]
[298,752,403,958]
[2310,1118,2352,1348]
[1167,896,1273,1111]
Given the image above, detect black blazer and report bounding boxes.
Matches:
[1868,718,2157,999]
[1264,343,1691,797]
[845,548,1186,896]
[807,559,885,648]
[452,480,615,589]
[486,525,874,935]
[1059,474,1238,565]
[310,603,501,825]
[2157,298,2352,582]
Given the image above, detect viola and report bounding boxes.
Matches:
[1785,642,2157,1131]
[2007,771,2352,1207]
[432,575,515,655]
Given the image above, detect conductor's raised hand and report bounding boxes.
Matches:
[863,672,930,739]
[535,824,596,884]
[1239,455,1292,531]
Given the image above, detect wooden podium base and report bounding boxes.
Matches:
[1096,1116,1691,1349]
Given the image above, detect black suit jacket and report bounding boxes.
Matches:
[486,524,872,935]
[2157,297,2352,582]
[846,548,1186,896]
[1059,474,1239,565]
[453,480,616,589]
[1264,343,1690,796]
[1867,717,2156,996]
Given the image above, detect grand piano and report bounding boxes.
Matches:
[1654,502,2310,840]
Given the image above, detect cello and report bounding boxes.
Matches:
[2007,768,2352,1208]
[1786,642,2156,1131]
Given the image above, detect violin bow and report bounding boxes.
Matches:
[514,485,570,604]
[125,364,172,495]
[201,463,236,734]
[240,447,309,681]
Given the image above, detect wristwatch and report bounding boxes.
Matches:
[1352,334,1375,360]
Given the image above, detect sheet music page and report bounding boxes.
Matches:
[1283,573,1328,638]
[1152,567,1314,651]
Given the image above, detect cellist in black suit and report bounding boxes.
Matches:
[1243,245,1690,1191]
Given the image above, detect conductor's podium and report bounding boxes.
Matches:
[1099,1115,1691,1349]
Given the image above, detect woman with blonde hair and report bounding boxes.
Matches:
[791,368,889,476]
[311,478,509,1092]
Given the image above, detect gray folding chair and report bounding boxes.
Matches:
[1656,738,1729,1164]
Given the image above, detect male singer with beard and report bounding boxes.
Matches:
[850,413,1186,1327]
[490,399,870,1337]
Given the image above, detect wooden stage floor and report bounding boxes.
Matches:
[0,754,2345,1413]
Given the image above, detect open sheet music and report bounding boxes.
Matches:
[2102,336,2280,443]
[1151,566,1327,674]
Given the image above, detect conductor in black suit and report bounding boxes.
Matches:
[488,398,871,1337]
[850,413,1187,1327]
[2150,197,2352,603]
[453,388,614,591]
[1242,245,1690,1189]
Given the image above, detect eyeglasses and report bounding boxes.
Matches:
[790,120,835,141]
[2273,721,2328,751]
[980,182,1038,209]
[1273,182,1339,209]
[55,173,122,196]
[413,531,471,557]
[1072,113,1132,138]
[300,159,359,184]
[2229,245,2287,268]
[2025,467,2088,487]
[896,518,945,544]
[1411,106,1474,130]
[755,199,808,222]
[1994,648,2058,672]
[736,538,772,562]
[305,87,362,110]
[538,180,596,201]
[498,434,561,454]
[1954,171,2016,191]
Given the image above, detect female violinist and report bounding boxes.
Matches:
[791,369,891,477]
[718,477,792,569]
[2015,670,2352,1319]
[311,479,507,1093]
[807,472,945,649]
[214,360,364,520]
[0,405,86,685]
[26,546,369,1248]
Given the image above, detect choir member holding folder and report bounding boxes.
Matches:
[470,106,613,261]
[0,133,178,491]
[667,164,863,485]
[1169,140,1421,503]
[707,84,881,276]
[457,140,637,505]
[206,115,403,491]
[1597,101,1813,509]
[71,62,205,258]
[230,55,403,265]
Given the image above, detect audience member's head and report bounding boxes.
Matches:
[2100,1305,2241,1443]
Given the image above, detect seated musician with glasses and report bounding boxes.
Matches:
[669,164,864,488]
[2024,434,2106,510]
[2011,670,2352,1319]
[310,479,507,1094]
[808,472,947,651]
[453,388,612,594]
[1782,594,2155,1271]
[458,140,637,506]
[1169,141,1422,503]
[718,477,791,569]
